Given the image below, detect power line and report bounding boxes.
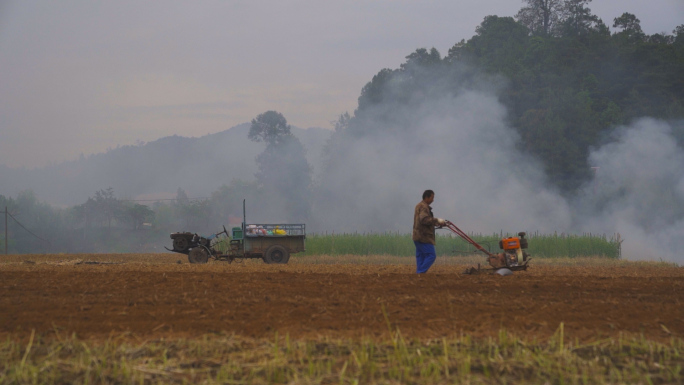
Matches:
[119,197,210,202]
[1,195,209,252]
[7,212,50,245]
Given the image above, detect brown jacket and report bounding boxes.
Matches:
[413,200,439,244]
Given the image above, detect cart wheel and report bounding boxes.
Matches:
[263,245,290,264]
[173,237,190,252]
[188,248,209,264]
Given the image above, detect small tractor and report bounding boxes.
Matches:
[442,221,531,275]
[166,200,305,264]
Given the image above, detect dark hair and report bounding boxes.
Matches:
[422,190,435,200]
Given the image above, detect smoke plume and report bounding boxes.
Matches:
[576,118,684,261]
[310,65,684,263]
[312,79,573,235]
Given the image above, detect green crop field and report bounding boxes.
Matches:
[301,232,622,259]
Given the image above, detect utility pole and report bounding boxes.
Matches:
[4,206,7,255]
[84,204,87,241]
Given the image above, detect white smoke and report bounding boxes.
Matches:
[312,87,573,235]
[577,118,684,261]
[311,70,684,263]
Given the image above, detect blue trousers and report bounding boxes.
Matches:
[414,241,436,274]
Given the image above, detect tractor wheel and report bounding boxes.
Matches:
[263,245,290,264]
[173,237,190,252]
[188,248,209,264]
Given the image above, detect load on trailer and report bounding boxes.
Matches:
[166,200,305,264]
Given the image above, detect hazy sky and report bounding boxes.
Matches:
[1,0,682,168]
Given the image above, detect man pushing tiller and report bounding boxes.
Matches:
[412,190,446,274]
[413,189,531,275]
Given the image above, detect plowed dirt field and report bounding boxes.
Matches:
[1,254,682,342]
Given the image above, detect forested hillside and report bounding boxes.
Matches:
[0,122,329,253]
[0,125,331,206]
[352,4,684,190]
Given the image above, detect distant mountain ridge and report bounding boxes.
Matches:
[0,124,332,206]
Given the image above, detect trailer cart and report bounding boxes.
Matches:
[166,200,305,264]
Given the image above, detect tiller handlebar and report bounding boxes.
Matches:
[443,220,494,257]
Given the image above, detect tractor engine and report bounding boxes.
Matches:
[488,232,530,269]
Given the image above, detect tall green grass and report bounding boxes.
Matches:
[302,232,621,258]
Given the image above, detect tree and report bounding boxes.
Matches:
[0,191,71,253]
[249,111,292,145]
[254,135,312,222]
[209,179,259,224]
[515,0,565,36]
[457,16,531,77]
[249,111,312,222]
[400,48,441,71]
[672,24,684,45]
[72,198,96,232]
[93,187,120,231]
[332,112,351,132]
[559,0,602,37]
[124,203,154,230]
[613,12,642,34]
[613,12,645,42]
[446,39,467,62]
[175,188,190,206]
[179,200,211,230]
[172,188,212,230]
[357,68,395,114]
[399,48,443,93]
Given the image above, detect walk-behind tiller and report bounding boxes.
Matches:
[443,221,531,275]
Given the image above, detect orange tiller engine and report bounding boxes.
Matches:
[487,232,530,269]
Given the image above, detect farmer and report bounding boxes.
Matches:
[413,190,446,274]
